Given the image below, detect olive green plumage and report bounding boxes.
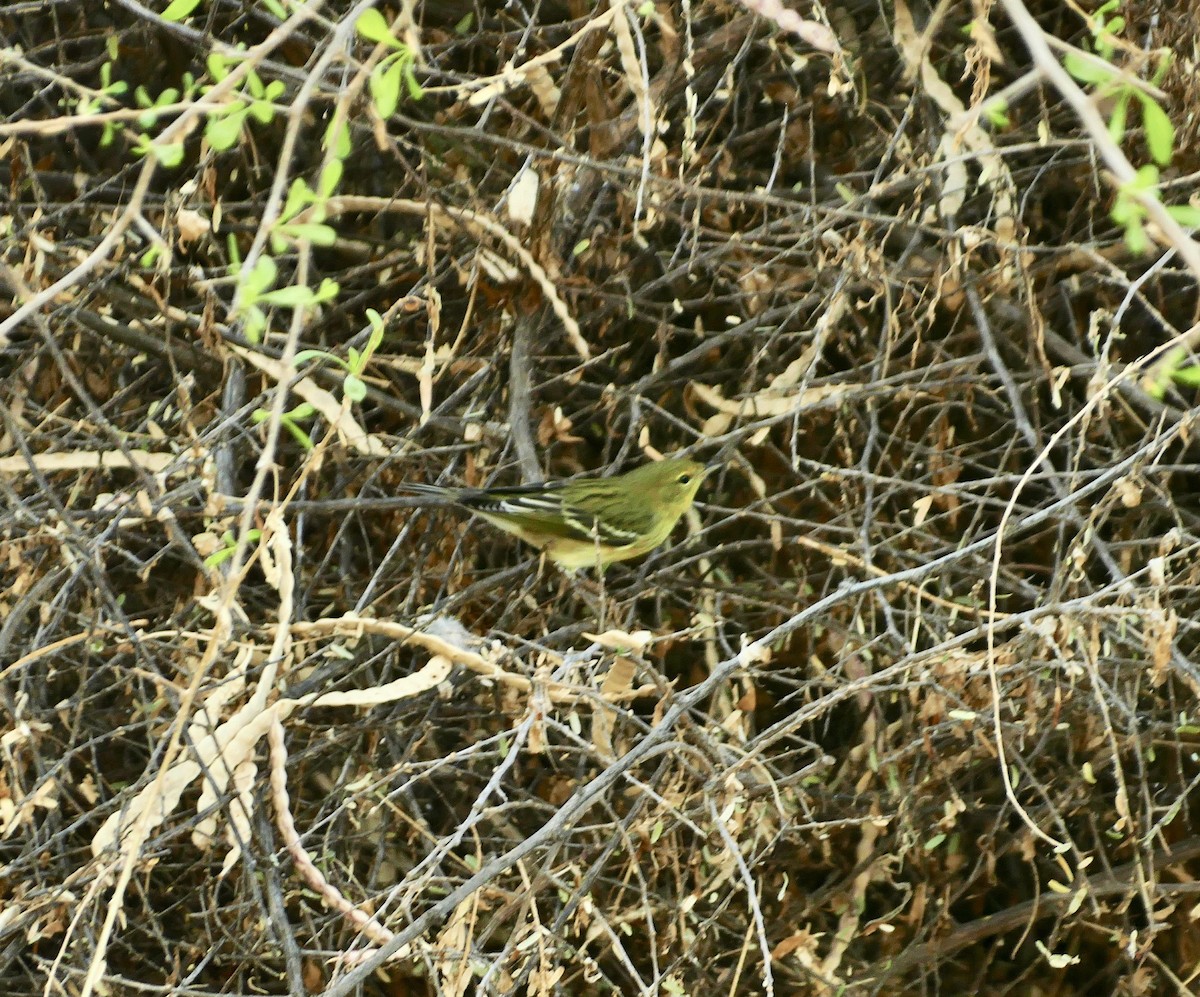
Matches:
[405,457,710,569]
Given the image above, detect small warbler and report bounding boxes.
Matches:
[405,456,710,570]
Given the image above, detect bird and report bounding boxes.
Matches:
[401,456,711,570]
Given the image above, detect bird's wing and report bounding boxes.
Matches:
[462,484,641,546]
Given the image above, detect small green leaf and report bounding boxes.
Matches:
[153,141,185,168]
[243,255,278,297]
[205,546,236,568]
[1063,51,1114,85]
[984,98,1009,129]
[1139,96,1175,166]
[355,9,395,45]
[294,349,329,365]
[1124,219,1150,255]
[1150,48,1173,87]
[282,419,315,450]
[281,178,314,221]
[1107,91,1128,145]
[370,61,403,118]
[260,284,317,307]
[249,99,276,125]
[162,0,204,22]
[319,160,344,197]
[1133,163,1161,190]
[207,52,232,82]
[344,374,367,402]
[313,278,340,303]
[403,61,424,100]
[262,0,287,17]
[242,307,267,343]
[1169,366,1200,387]
[1165,204,1200,228]
[324,118,351,157]
[291,403,316,420]
[284,222,338,246]
[365,309,385,350]
[206,105,248,150]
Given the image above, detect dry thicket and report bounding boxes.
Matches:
[3,0,1200,994]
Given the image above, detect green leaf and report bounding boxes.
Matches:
[290,403,316,420]
[1169,365,1200,387]
[204,545,236,568]
[324,118,351,158]
[279,222,337,246]
[1123,219,1150,255]
[403,61,424,100]
[344,374,367,402]
[1150,48,1173,87]
[1139,96,1175,166]
[1165,204,1200,228]
[162,0,204,22]
[313,278,340,302]
[207,52,232,83]
[281,418,315,450]
[1107,91,1128,145]
[242,306,267,343]
[262,0,287,18]
[153,141,185,168]
[355,9,395,46]
[281,178,314,222]
[294,349,335,366]
[365,309,385,351]
[319,159,344,197]
[260,284,317,307]
[984,98,1009,129]
[1133,163,1161,190]
[1063,51,1114,85]
[206,105,248,150]
[370,61,402,118]
[249,99,276,125]
[243,255,278,297]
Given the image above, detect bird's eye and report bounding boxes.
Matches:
[677,473,692,484]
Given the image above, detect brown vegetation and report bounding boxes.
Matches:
[3,1,1200,994]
